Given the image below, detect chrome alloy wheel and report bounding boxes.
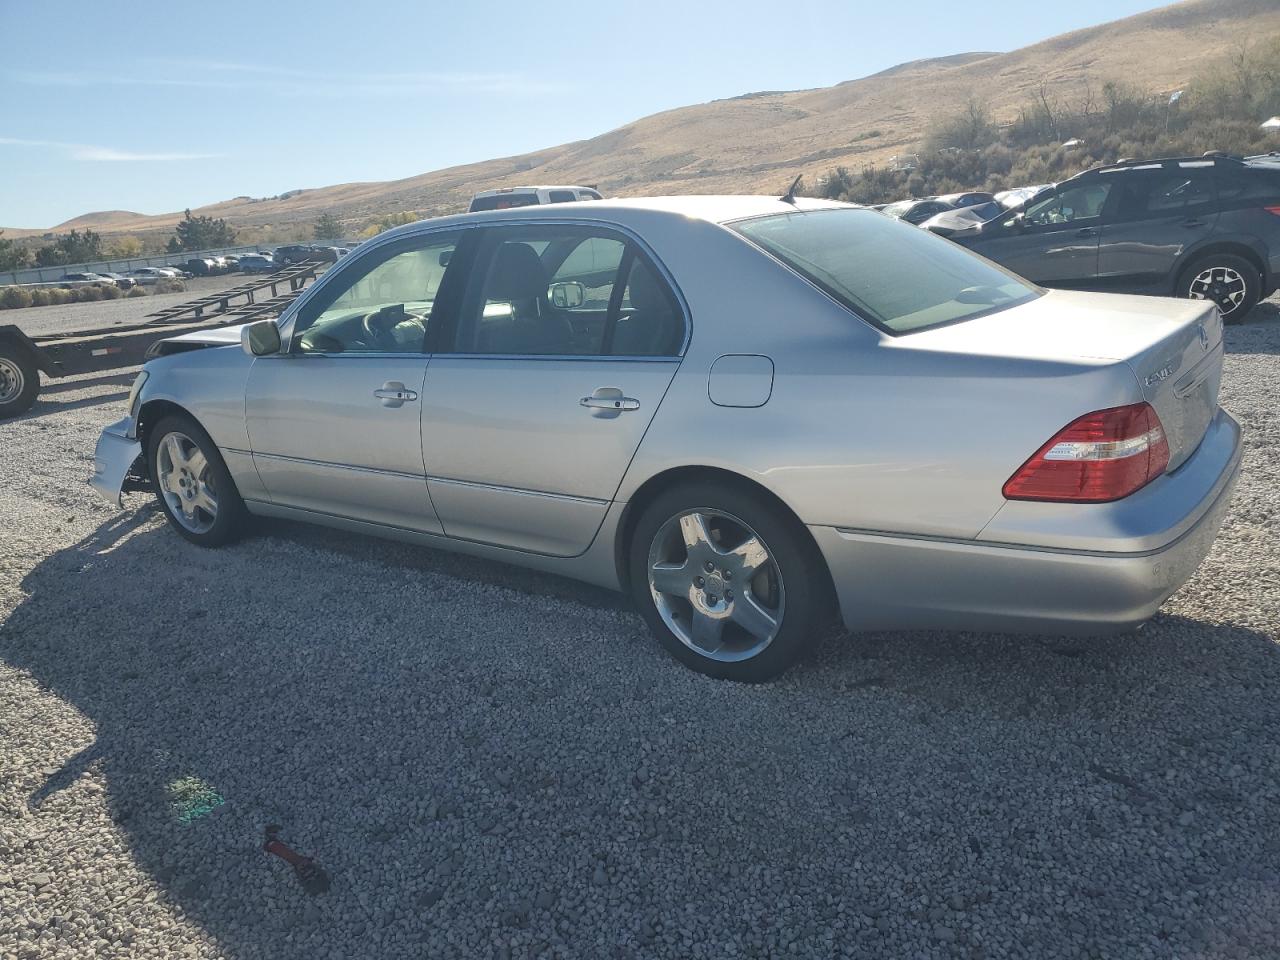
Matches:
[647,508,785,662]
[1188,266,1247,317]
[156,431,218,534]
[0,357,24,405]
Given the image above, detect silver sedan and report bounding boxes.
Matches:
[92,197,1243,681]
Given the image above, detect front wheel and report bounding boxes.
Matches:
[146,414,246,546]
[1178,253,1261,324]
[628,482,830,682]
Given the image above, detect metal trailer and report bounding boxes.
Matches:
[0,262,320,420]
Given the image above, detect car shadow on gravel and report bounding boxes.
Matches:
[5,514,1280,959]
[1226,301,1280,354]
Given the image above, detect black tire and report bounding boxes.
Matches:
[1177,252,1261,324]
[146,413,246,546]
[0,345,39,420]
[628,481,831,682]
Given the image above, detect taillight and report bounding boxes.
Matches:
[1264,205,1280,217]
[1003,402,1170,503]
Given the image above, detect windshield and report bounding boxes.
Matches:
[881,200,913,218]
[470,193,540,212]
[732,208,1039,334]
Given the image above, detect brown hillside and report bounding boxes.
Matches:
[7,0,1279,237]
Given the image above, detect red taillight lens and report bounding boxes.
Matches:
[1264,205,1280,217]
[1003,402,1170,503]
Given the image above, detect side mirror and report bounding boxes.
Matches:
[548,280,585,309]
[1007,213,1027,233]
[241,319,282,357]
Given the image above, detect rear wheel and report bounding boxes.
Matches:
[146,414,246,546]
[0,346,38,420]
[628,482,829,682]
[1178,253,1260,324]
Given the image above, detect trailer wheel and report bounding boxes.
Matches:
[0,345,38,420]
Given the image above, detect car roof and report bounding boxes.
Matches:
[381,195,853,241]
[471,185,597,197]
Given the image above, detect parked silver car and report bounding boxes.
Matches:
[92,197,1242,680]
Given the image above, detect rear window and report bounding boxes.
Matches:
[732,208,1039,334]
[469,193,540,212]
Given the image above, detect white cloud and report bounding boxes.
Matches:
[0,137,219,162]
[13,61,564,97]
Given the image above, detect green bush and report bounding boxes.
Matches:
[154,278,186,294]
[28,288,51,306]
[47,287,71,305]
[126,285,149,298]
[0,286,33,309]
[100,284,123,300]
[78,285,104,302]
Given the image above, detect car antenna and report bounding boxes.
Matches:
[780,174,803,205]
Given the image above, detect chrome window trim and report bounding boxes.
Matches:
[278,216,692,359]
[435,353,680,364]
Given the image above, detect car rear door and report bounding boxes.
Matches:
[419,224,686,557]
[1096,166,1219,293]
[969,181,1112,285]
[244,229,466,533]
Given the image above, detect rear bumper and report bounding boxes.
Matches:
[90,416,142,508]
[813,409,1243,635]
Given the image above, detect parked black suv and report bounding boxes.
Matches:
[928,155,1280,322]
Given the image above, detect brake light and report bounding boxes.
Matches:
[1003,403,1170,502]
[1264,206,1280,217]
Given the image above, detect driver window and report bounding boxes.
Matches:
[1023,183,1112,227]
[293,233,458,354]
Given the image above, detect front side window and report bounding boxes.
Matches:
[1023,182,1112,226]
[291,232,458,354]
[732,208,1038,335]
[453,227,682,356]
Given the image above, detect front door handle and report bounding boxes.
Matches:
[1180,219,1206,228]
[374,381,418,408]
[580,387,639,418]
[1075,227,1097,237]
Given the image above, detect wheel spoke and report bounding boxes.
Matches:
[194,487,218,518]
[186,447,208,479]
[679,512,715,553]
[164,434,187,471]
[728,536,769,577]
[732,590,780,643]
[650,561,691,597]
[689,610,725,652]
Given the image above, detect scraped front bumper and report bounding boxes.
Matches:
[91,416,143,508]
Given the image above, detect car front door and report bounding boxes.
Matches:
[969,181,1113,285]
[419,224,687,557]
[1096,167,1219,293]
[244,230,465,533]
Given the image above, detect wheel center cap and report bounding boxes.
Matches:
[705,572,726,595]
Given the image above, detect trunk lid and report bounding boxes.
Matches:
[898,289,1223,470]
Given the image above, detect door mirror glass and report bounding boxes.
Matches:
[548,280,585,309]
[241,319,281,356]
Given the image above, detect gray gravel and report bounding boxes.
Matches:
[1,299,1278,960]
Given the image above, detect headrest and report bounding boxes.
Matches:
[628,260,669,313]
[488,243,547,301]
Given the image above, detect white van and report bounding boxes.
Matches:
[468,185,602,212]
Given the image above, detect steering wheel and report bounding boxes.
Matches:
[361,305,410,350]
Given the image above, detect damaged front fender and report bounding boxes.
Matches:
[91,417,144,508]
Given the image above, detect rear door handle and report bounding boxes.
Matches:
[580,387,639,418]
[1180,219,1206,228]
[374,381,418,407]
[1075,227,1097,237]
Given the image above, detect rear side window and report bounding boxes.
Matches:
[733,208,1038,335]
[469,193,540,212]
[1216,168,1280,205]
[1112,171,1214,219]
[547,190,577,203]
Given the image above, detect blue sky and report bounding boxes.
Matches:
[1,0,1171,228]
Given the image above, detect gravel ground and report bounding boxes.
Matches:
[1,300,1278,960]
[5,276,305,338]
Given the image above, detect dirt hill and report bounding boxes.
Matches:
[9,0,1279,237]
